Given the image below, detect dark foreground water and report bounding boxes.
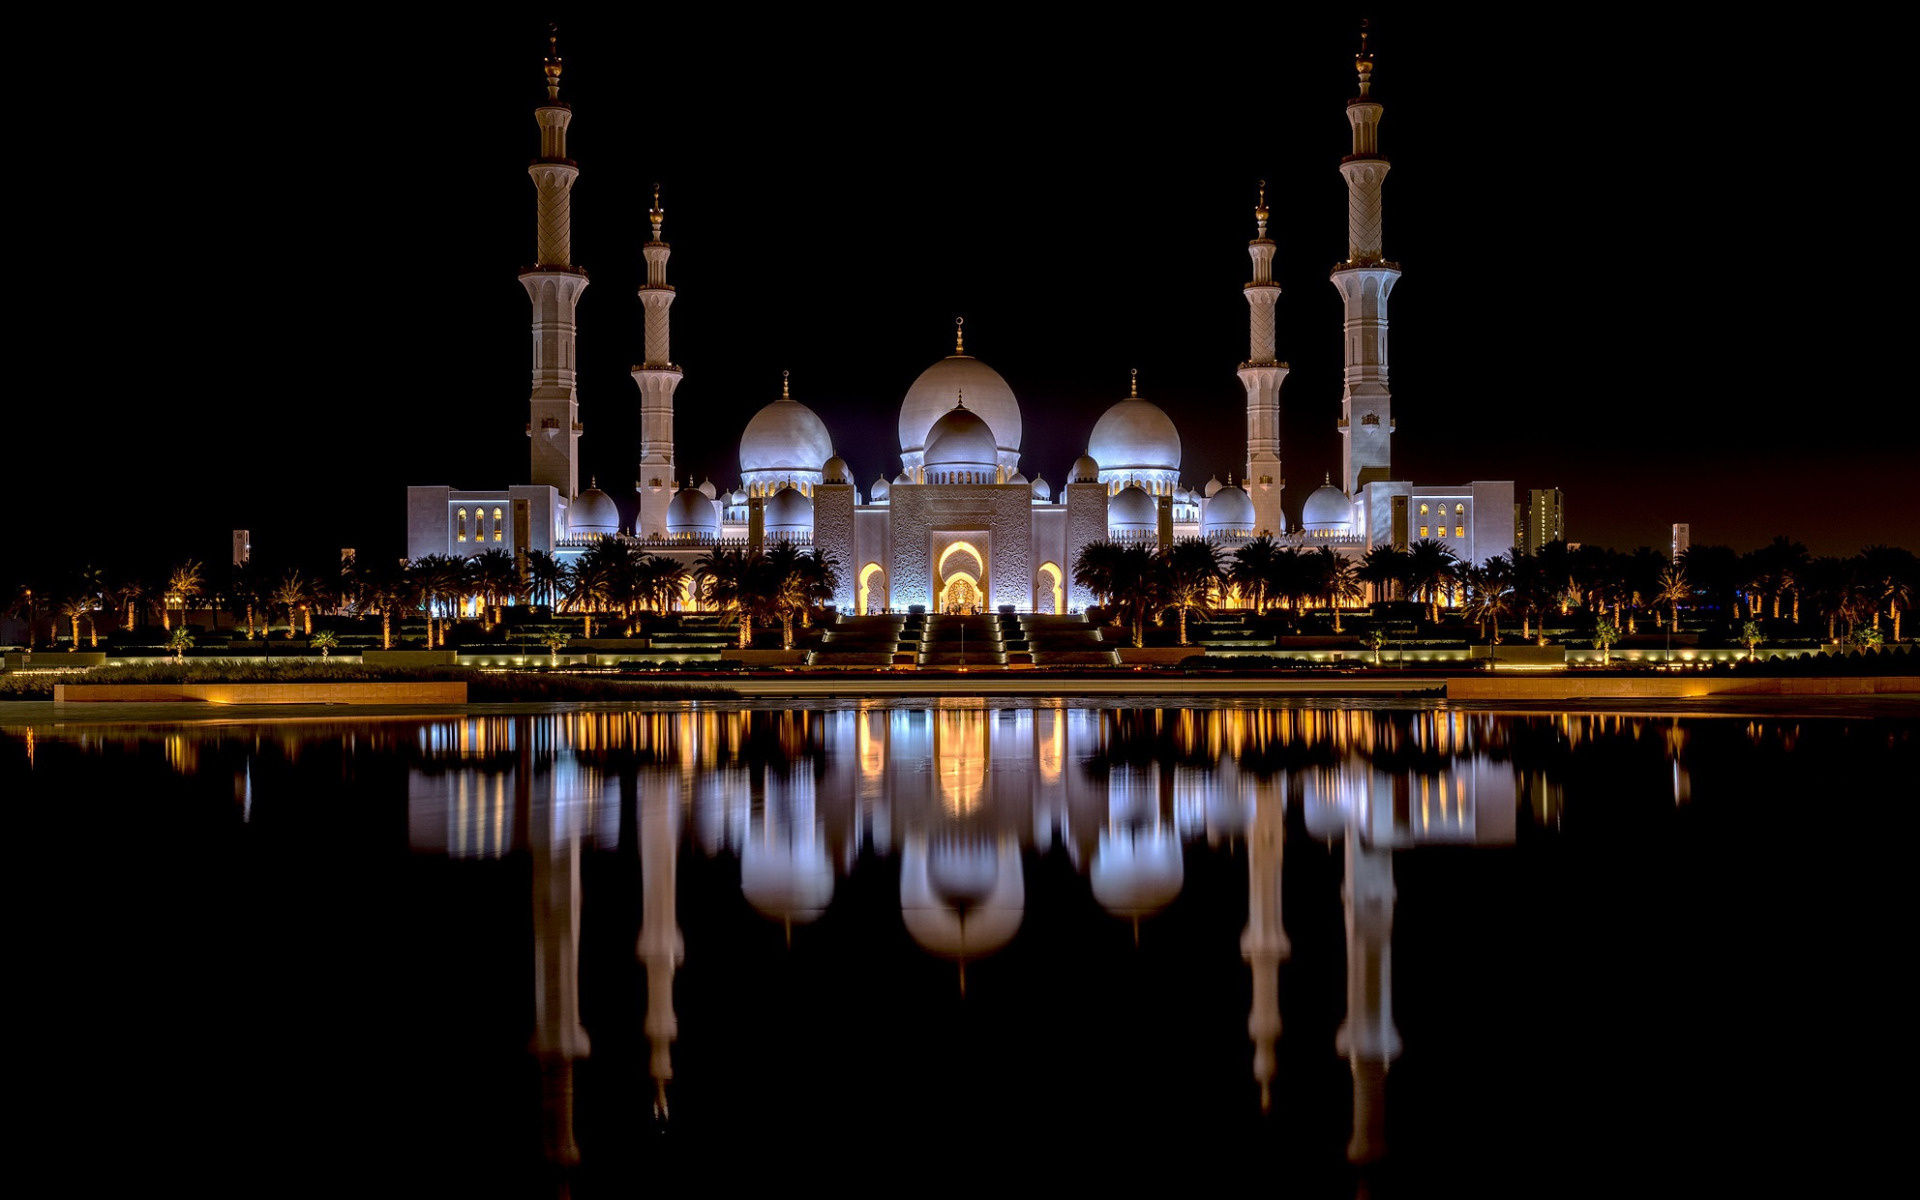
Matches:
[5,700,1911,1195]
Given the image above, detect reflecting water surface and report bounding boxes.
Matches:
[7,702,1908,1194]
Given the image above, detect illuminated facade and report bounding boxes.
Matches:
[405,33,1517,607]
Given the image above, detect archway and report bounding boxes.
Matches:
[858,562,887,615]
[942,573,980,615]
[1036,562,1064,614]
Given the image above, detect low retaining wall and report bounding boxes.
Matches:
[1468,645,1568,666]
[53,681,469,704]
[1446,676,1920,701]
[720,650,810,667]
[5,652,107,670]
[361,650,459,667]
[1115,648,1204,666]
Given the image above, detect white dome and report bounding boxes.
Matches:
[821,455,851,485]
[697,477,718,500]
[1204,475,1224,498]
[1109,484,1156,533]
[729,489,747,506]
[900,356,1021,458]
[666,487,718,537]
[765,486,814,535]
[1090,827,1185,918]
[893,471,913,486]
[741,837,835,924]
[1069,455,1100,484]
[1030,475,1051,502]
[1088,397,1181,474]
[1008,471,1029,486]
[901,836,1025,961]
[741,394,834,475]
[1202,484,1255,537]
[869,476,891,501]
[1301,483,1353,532]
[568,485,619,536]
[923,403,1000,474]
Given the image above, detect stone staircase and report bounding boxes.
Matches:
[1007,613,1119,667]
[812,615,910,668]
[913,614,1009,667]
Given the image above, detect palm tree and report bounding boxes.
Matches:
[1677,544,1741,628]
[525,549,564,609]
[1315,548,1363,632]
[228,562,263,641]
[310,629,340,659]
[351,560,408,650]
[7,586,44,650]
[1072,541,1128,611]
[695,546,770,649]
[1405,540,1457,623]
[471,548,518,626]
[1466,555,1514,643]
[164,559,205,632]
[1592,617,1620,666]
[1623,546,1666,634]
[1229,536,1281,613]
[1739,620,1765,662]
[112,578,146,634]
[1357,545,1409,606]
[1366,626,1387,666]
[58,594,95,651]
[1109,544,1164,648]
[1656,566,1690,632]
[166,626,194,662]
[273,571,309,640]
[1265,547,1311,620]
[1162,539,1224,645]
[1860,545,1919,641]
[543,631,571,663]
[636,554,688,618]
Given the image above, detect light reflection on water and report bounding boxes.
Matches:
[7,703,1900,1192]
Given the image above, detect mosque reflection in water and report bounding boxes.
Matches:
[392,705,1561,1169]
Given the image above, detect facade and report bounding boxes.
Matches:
[1672,523,1691,561]
[406,33,1518,611]
[1517,488,1566,555]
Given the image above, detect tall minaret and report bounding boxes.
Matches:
[1332,22,1401,496]
[1239,182,1289,538]
[523,29,588,503]
[634,185,684,539]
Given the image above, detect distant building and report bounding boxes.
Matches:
[340,548,357,572]
[1516,488,1565,555]
[232,530,251,568]
[1671,523,1690,560]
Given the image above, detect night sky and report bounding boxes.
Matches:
[9,11,1902,585]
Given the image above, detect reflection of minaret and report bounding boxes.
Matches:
[636,769,683,1118]
[523,28,588,503]
[1336,836,1401,1165]
[529,752,590,1168]
[1242,781,1290,1111]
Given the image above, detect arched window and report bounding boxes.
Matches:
[457,508,468,542]
[1419,504,1429,516]
[1455,503,1465,515]
[492,507,505,541]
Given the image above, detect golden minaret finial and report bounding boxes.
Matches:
[543,24,564,102]
[1130,367,1139,398]
[1255,179,1269,234]
[955,316,966,355]
[781,369,790,399]
[1355,19,1374,98]
[649,183,664,240]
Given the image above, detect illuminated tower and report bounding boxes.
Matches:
[522,30,588,502]
[1332,23,1401,495]
[634,186,684,538]
[1239,182,1289,537]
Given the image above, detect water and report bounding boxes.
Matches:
[6,701,1908,1194]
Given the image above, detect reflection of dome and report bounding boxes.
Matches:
[869,476,891,502]
[1088,397,1181,474]
[1108,484,1156,534]
[741,834,835,924]
[1090,827,1185,918]
[1301,481,1353,532]
[1202,484,1255,537]
[1030,475,1051,502]
[666,487,718,537]
[568,483,619,535]
[901,836,1025,960]
[765,486,814,536]
[1070,455,1100,484]
[741,393,834,475]
[900,356,1021,459]
[821,455,850,485]
[923,404,1000,478]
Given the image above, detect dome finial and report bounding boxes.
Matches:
[781,369,790,400]
[543,24,563,102]
[955,316,965,356]
[1130,367,1139,398]
[1324,471,1331,485]
[1255,179,1269,233]
[1355,19,1374,98]
[649,182,664,240]
[955,386,966,409]
[590,475,597,488]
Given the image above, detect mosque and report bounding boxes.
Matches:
[406,31,1513,613]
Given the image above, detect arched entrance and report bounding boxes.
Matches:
[858,562,887,614]
[1036,562,1063,614]
[942,573,980,615]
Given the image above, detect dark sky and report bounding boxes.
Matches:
[8,10,1903,586]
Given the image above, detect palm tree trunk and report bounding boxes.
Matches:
[303,607,312,636]
[125,605,136,633]
[162,607,172,632]
[782,612,794,650]
[69,616,79,647]
[739,613,752,649]
[1792,591,1800,623]
[382,611,392,650]
[1828,613,1836,641]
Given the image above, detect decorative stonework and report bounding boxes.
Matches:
[813,485,857,610]
[1064,483,1109,610]
[888,485,1031,610]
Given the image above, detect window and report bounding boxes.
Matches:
[1419,504,1429,516]
[1420,525,1429,538]
[1455,503,1466,516]
[1456,526,1465,538]
[457,508,468,542]
[493,507,505,541]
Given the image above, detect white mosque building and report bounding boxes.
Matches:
[406,32,1513,613]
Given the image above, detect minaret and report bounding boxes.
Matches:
[1238,181,1290,537]
[634,184,684,539]
[1332,22,1401,496]
[522,29,588,503]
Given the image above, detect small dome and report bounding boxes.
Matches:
[901,836,1025,961]
[900,356,1022,459]
[869,476,891,502]
[821,455,851,485]
[729,489,748,506]
[894,470,913,486]
[765,486,814,535]
[1008,471,1029,486]
[568,484,619,536]
[1301,482,1353,532]
[1030,475,1051,502]
[1069,455,1100,484]
[923,404,1000,474]
[1108,484,1156,534]
[1204,475,1224,498]
[1202,484,1255,537]
[741,393,834,475]
[1090,827,1185,918]
[666,487,719,537]
[1088,397,1181,475]
[741,836,835,924]
[697,477,718,500]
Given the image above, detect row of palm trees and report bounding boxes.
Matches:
[1070,535,1919,647]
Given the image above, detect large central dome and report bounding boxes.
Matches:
[741,392,834,475]
[1088,397,1180,475]
[899,356,1021,459]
